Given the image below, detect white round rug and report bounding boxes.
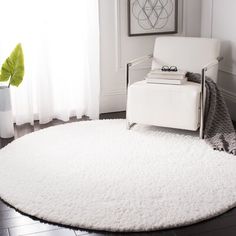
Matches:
[0,119,236,232]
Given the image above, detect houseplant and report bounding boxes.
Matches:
[0,44,24,138]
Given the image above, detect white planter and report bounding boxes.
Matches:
[0,86,14,138]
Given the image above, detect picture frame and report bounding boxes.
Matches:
[128,0,178,37]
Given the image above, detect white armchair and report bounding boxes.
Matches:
[126,37,222,139]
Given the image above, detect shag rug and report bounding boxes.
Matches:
[0,119,236,232]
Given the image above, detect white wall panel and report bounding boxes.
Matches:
[100,0,202,113]
[201,0,236,120]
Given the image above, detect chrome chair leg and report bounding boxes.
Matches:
[199,68,206,139]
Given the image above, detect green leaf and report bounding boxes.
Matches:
[0,43,24,87]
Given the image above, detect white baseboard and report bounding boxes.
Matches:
[100,92,126,114]
[221,88,236,104]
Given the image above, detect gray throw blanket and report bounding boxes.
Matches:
[186,72,236,155]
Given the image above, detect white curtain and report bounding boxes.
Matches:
[0,0,100,125]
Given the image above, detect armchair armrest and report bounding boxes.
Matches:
[127,54,153,67]
[202,56,224,71]
[126,54,153,87]
[200,56,224,139]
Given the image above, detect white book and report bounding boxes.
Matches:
[147,69,187,80]
[146,77,187,85]
[149,68,187,76]
[147,74,186,80]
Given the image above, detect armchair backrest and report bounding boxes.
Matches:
[152,37,221,82]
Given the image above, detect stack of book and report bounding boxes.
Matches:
[146,69,187,85]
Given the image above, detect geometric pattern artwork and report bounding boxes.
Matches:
[128,0,178,36]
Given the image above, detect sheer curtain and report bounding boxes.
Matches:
[0,0,100,125]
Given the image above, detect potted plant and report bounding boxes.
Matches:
[0,44,24,138]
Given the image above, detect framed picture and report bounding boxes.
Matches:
[128,0,178,36]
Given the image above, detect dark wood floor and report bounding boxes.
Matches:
[1,112,236,236]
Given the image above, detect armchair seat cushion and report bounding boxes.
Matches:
[127,80,201,131]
